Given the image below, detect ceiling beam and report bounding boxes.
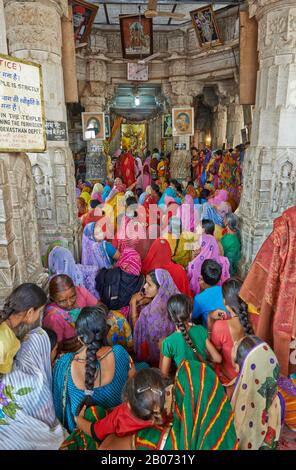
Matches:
[168,4,177,26]
[104,4,110,24]
[93,1,243,4]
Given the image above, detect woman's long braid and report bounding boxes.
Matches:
[173,316,205,363]
[237,300,254,336]
[0,300,14,325]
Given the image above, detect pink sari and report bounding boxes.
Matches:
[187,234,230,294]
[142,156,151,191]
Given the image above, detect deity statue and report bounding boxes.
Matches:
[272,162,294,213]
[32,164,52,220]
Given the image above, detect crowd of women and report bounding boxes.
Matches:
[0,145,295,451]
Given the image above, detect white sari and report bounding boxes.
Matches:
[0,327,66,450]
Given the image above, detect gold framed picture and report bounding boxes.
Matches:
[162,114,173,138]
[172,107,194,137]
[190,5,223,48]
[82,112,105,140]
[71,0,99,47]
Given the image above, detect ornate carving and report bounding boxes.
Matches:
[272,161,295,214]
[32,164,52,220]
[87,59,107,83]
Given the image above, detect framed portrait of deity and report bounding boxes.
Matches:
[172,107,194,137]
[190,5,223,48]
[71,0,98,47]
[82,112,105,140]
[162,114,173,138]
[120,15,153,59]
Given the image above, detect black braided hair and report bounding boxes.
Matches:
[75,304,109,414]
[122,368,167,424]
[222,278,254,336]
[0,283,47,326]
[167,294,205,363]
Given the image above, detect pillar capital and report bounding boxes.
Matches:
[248,0,296,19]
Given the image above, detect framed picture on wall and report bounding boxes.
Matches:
[162,114,173,138]
[82,112,105,140]
[120,15,153,59]
[105,114,111,139]
[190,5,222,48]
[71,0,99,46]
[172,107,194,137]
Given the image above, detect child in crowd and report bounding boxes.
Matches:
[159,294,221,378]
[43,327,59,366]
[202,219,215,236]
[74,369,168,442]
[192,259,227,327]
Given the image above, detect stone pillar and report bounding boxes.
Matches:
[80,58,113,181]
[226,96,244,147]
[163,78,203,180]
[4,0,80,260]
[240,0,296,272]
[0,4,47,300]
[211,101,227,149]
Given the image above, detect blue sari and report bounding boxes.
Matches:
[52,345,131,432]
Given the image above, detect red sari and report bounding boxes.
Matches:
[240,206,296,376]
[120,151,136,187]
[142,238,193,297]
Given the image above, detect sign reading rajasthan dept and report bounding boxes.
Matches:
[0,53,46,152]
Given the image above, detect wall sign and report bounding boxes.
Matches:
[45,120,68,141]
[0,53,46,152]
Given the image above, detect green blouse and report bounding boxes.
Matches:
[161,325,208,367]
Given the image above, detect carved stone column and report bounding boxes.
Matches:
[226,96,244,147]
[163,76,203,180]
[80,56,112,181]
[211,101,227,149]
[0,2,47,300]
[240,0,296,272]
[4,0,80,260]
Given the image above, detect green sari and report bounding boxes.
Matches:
[220,233,241,276]
[134,360,238,450]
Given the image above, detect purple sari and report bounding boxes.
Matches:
[133,269,179,366]
[81,223,112,269]
[48,246,100,299]
[187,234,230,295]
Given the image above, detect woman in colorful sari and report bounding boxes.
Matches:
[104,178,127,232]
[205,150,223,190]
[81,222,120,269]
[202,189,232,227]
[240,206,296,378]
[0,327,65,449]
[142,152,152,191]
[53,306,135,433]
[43,274,98,351]
[142,238,192,297]
[220,213,241,276]
[120,149,136,188]
[187,234,230,295]
[157,187,181,209]
[231,336,283,450]
[97,360,237,451]
[48,246,99,299]
[163,216,196,269]
[132,269,179,366]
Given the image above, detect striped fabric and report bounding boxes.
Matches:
[135,360,238,450]
[116,247,142,276]
[53,345,131,433]
[0,328,65,450]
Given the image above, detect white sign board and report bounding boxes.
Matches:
[0,53,46,152]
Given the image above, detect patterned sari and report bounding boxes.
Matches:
[133,269,179,366]
[134,360,238,450]
[231,342,282,450]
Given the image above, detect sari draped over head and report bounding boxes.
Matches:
[91,183,104,197]
[116,247,142,276]
[120,151,136,188]
[75,187,81,198]
[187,234,230,295]
[0,328,65,450]
[102,184,112,202]
[176,194,199,233]
[135,156,143,188]
[164,230,196,269]
[158,188,180,208]
[240,206,296,376]
[138,192,147,205]
[43,238,69,268]
[231,342,282,450]
[202,190,231,226]
[81,222,112,270]
[142,238,192,297]
[135,360,238,450]
[142,156,151,191]
[80,191,91,207]
[48,246,99,299]
[133,269,179,366]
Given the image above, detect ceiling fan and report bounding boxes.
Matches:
[144,0,186,20]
